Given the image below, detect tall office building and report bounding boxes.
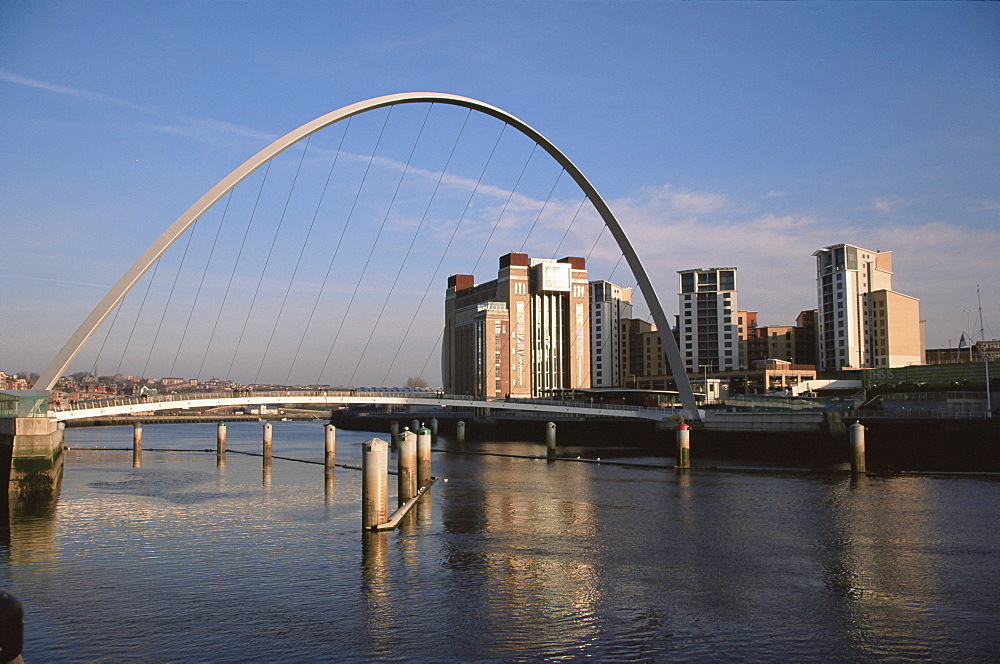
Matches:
[677,267,740,374]
[443,252,590,398]
[589,280,632,387]
[813,243,922,370]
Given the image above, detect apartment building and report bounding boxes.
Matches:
[813,243,922,370]
[589,280,633,387]
[677,267,740,374]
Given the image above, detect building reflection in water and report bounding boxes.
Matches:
[826,475,946,658]
[438,456,602,657]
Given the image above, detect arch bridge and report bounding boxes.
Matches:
[35,92,697,419]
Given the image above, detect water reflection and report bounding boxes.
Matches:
[4,425,997,662]
[0,484,61,570]
[826,476,948,659]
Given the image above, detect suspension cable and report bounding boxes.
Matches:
[283,117,352,385]
[550,195,588,259]
[350,106,475,386]
[314,108,395,385]
[90,299,125,378]
[382,121,509,385]
[518,169,564,253]
[248,135,323,385]
[343,105,435,386]
[169,190,233,378]
[225,136,313,382]
[470,142,538,275]
[139,217,199,380]
[114,257,162,378]
[197,160,272,381]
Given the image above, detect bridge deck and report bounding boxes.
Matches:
[52,390,687,423]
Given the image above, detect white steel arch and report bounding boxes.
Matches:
[36,93,699,419]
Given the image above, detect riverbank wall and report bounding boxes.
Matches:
[329,409,998,471]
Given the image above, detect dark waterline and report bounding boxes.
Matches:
[2,421,998,662]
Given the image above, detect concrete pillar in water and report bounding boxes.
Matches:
[398,429,417,506]
[417,424,432,488]
[57,421,66,447]
[390,420,400,448]
[262,422,272,462]
[411,419,420,435]
[430,417,438,438]
[545,422,556,460]
[456,420,466,443]
[362,438,389,530]
[675,423,691,469]
[217,422,227,456]
[132,422,142,468]
[849,422,866,474]
[325,424,337,476]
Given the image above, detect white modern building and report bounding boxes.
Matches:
[677,267,740,374]
[589,280,632,387]
[813,243,922,371]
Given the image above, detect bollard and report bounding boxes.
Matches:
[430,417,439,439]
[58,420,66,446]
[411,419,420,435]
[133,422,142,468]
[676,422,691,469]
[263,422,273,461]
[325,424,337,476]
[362,438,389,530]
[417,424,432,488]
[849,422,866,474]
[398,430,417,506]
[456,420,466,443]
[390,420,400,448]
[0,589,24,664]
[545,422,557,459]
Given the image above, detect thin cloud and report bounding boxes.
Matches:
[0,272,107,288]
[0,68,274,144]
[2,69,561,214]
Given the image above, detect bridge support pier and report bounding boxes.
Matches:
[2,415,64,500]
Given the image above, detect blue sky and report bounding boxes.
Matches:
[1,1,997,386]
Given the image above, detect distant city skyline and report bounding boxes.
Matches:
[2,2,997,385]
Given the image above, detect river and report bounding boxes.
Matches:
[2,421,998,662]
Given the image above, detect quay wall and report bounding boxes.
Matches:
[1,417,64,499]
